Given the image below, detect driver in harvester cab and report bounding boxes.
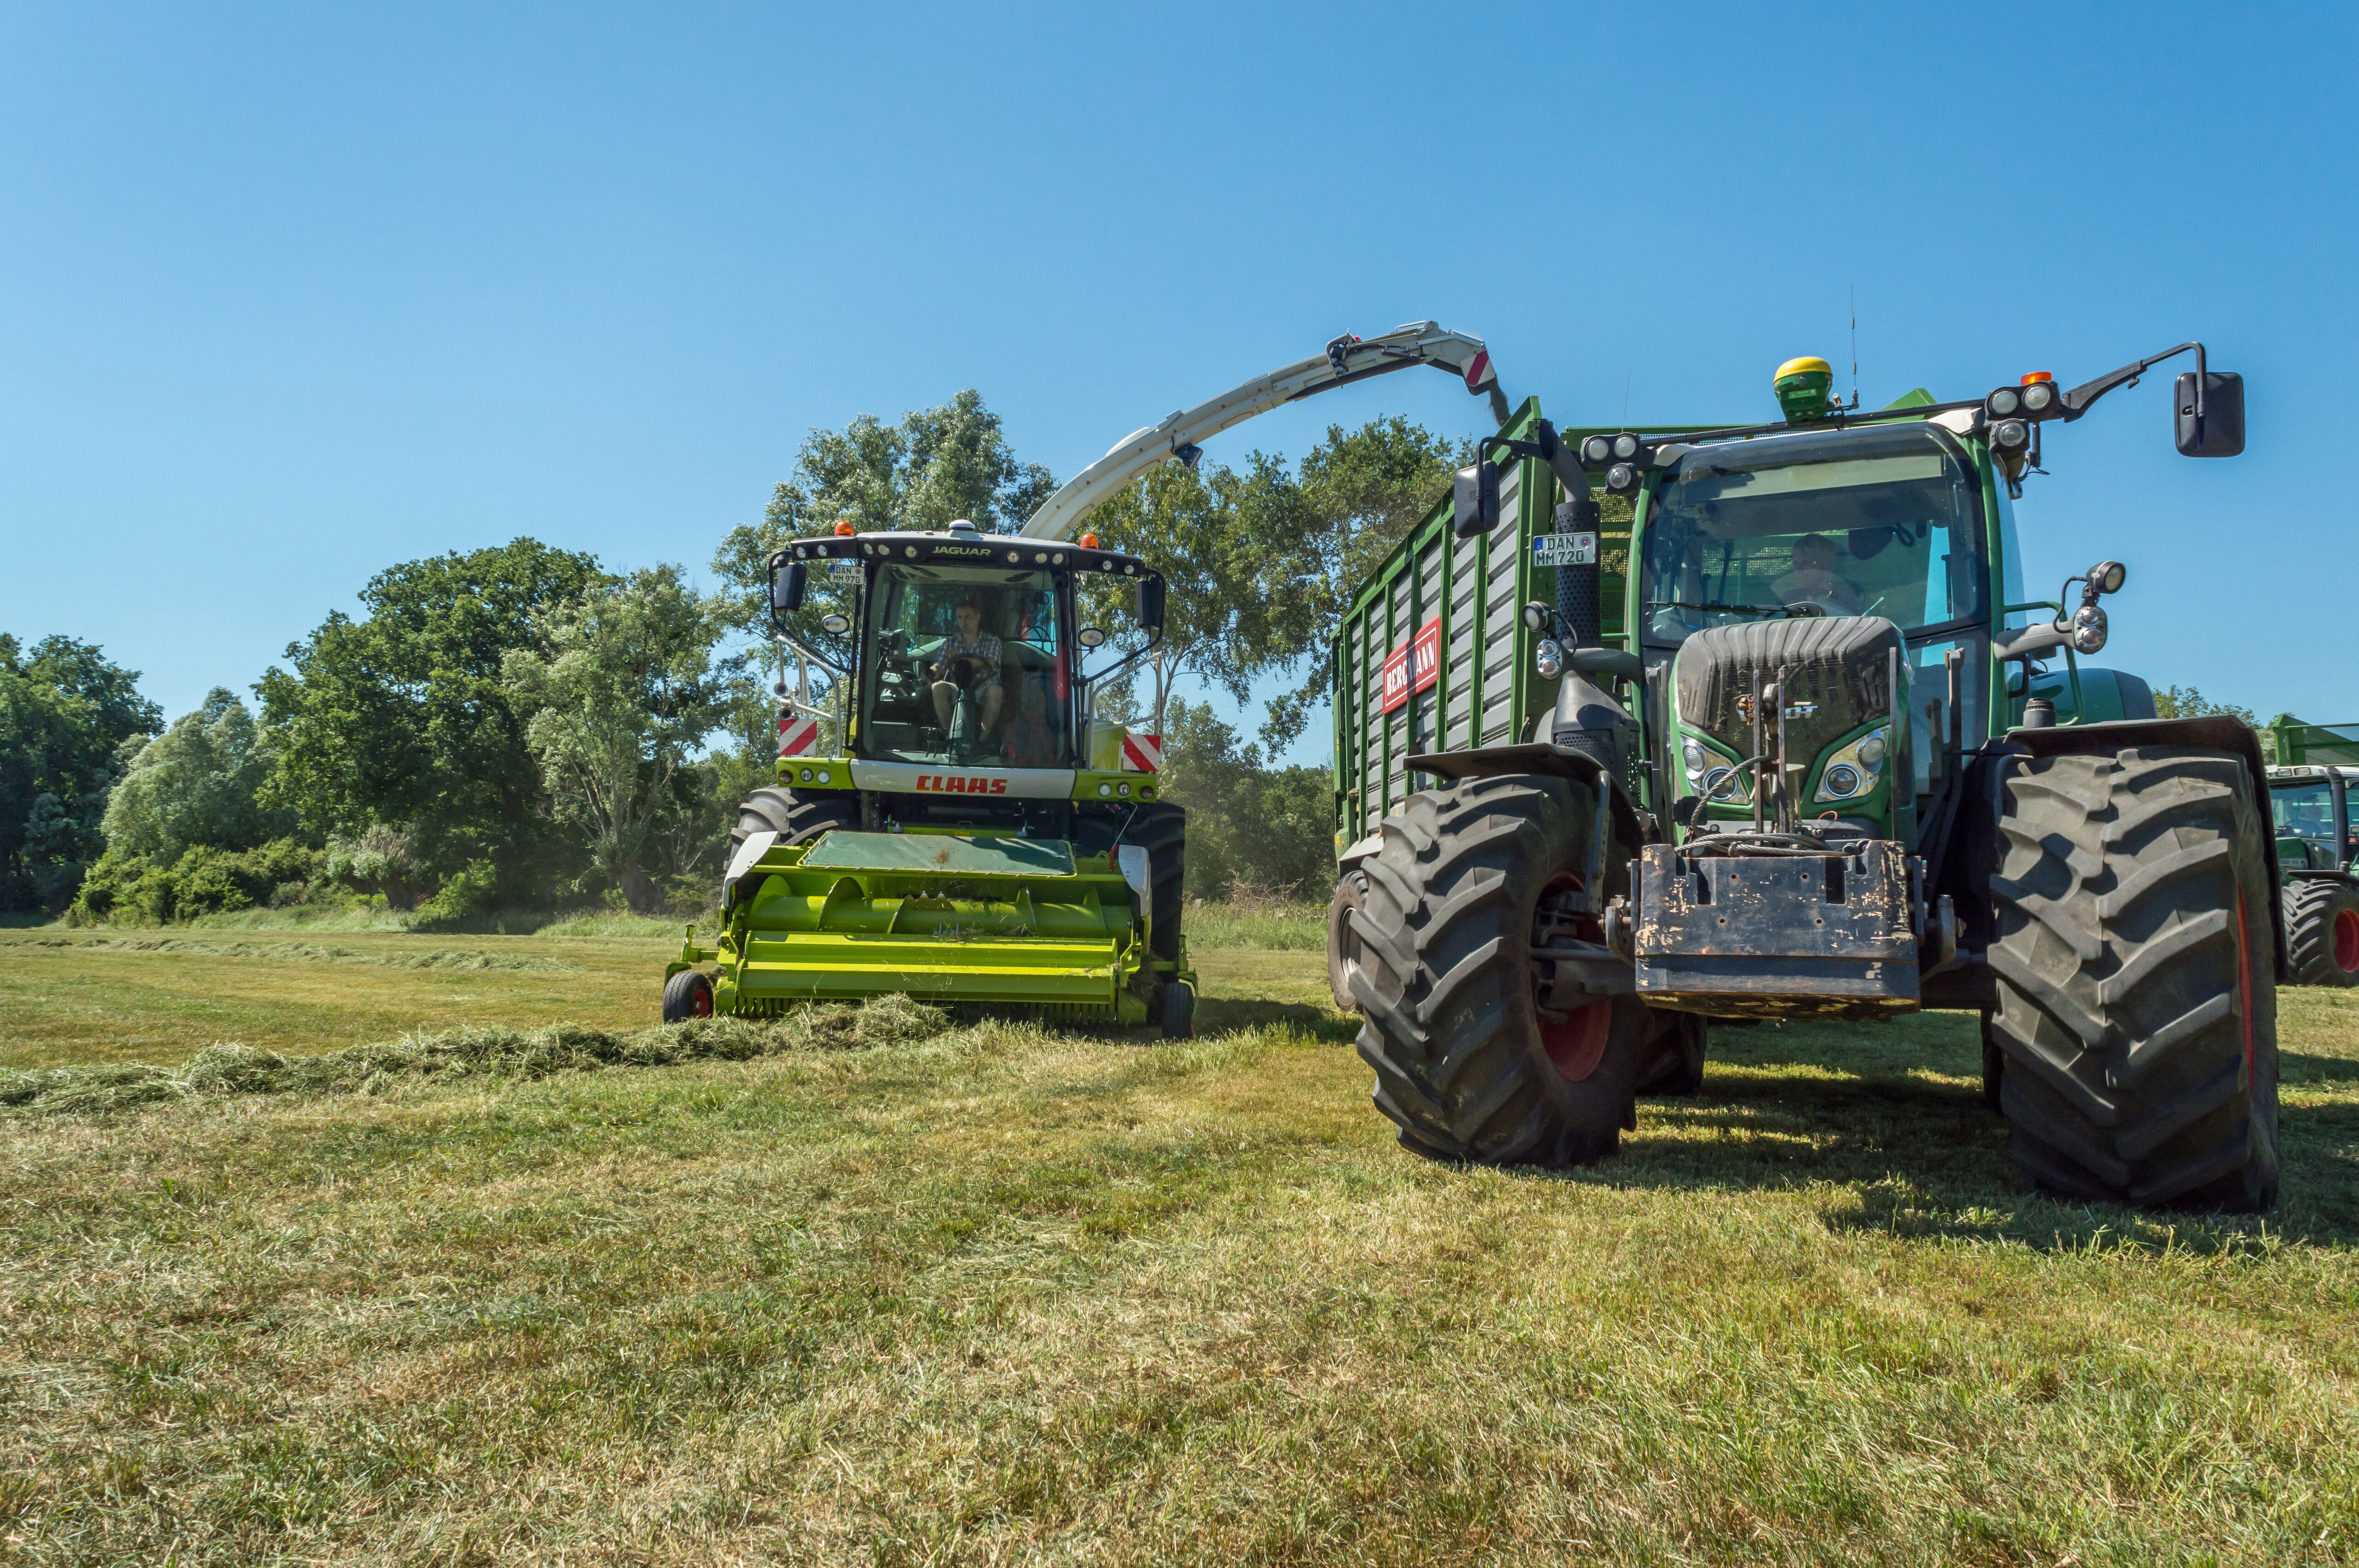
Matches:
[1770,532,1865,615]
[929,595,1003,741]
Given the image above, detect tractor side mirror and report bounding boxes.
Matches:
[2175,370,2245,457]
[771,560,808,618]
[1452,460,1501,538]
[1137,576,1166,632]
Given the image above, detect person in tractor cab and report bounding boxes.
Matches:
[1771,532,1865,615]
[929,596,1004,741]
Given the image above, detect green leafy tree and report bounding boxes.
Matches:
[0,633,160,912]
[257,539,601,901]
[1156,697,1334,901]
[502,566,745,910]
[2153,685,2258,726]
[102,688,293,863]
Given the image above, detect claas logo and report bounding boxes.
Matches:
[915,774,1010,795]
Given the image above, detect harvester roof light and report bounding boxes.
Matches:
[1079,532,1099,549]
[833,520,856,536]
[793,546,807,558]
[1034,552,1048,564]
[1051,552,1065,565]
[1611,433,1640,460]
[2021,371,2054,385]
[1007,550,1021,563]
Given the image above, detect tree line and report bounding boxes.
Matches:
[2,392,1465,922]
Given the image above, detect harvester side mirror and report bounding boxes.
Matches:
[1137,576,1166,632]
[2175,370,2244,457]
[771,561,808,618]
[1452,460,1501,538]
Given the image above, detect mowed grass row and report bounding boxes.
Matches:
[1,930,2356,1563]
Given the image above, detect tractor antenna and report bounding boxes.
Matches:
[1848,285,1860,410]
[1622,373,1631,427]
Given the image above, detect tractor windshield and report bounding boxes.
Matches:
[2270,778,2343,870]
[857,562,1072,768]
[1637,421,1989,649]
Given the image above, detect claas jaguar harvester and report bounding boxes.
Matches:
[1329,343,2282,1210]
[664,323,1511,1038]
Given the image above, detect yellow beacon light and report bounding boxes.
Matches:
[1773,356,1835,424]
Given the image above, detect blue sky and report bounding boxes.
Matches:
[3,4,2353,762]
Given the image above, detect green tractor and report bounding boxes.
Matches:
[662,521,1195,1034]
[2263,716,2359,987]
[1331,343,2281,1209]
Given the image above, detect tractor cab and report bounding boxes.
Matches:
[2267,765,2358,872]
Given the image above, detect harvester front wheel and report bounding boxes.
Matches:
[1352,773,1646,1168]
[731,785,858,860]
[662,969,714,1023]
[2282,877,2359,987]
[1989,746,2279,1211]
[1124,802,1187,962]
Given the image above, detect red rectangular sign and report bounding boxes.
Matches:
[1380,616,1442,714]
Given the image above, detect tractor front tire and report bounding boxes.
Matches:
[732,785,858,860]
[1351,774,1647,1168]
[2282,877,2359,987]
[1989,746,2279,1211]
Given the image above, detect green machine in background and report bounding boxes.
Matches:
[2264,716,2359,987]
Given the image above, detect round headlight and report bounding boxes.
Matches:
[1098,783,1113,796]
[816,769,831,784]
[1681,738,1707,774]
[1612,433,1639,459]
[2071,604,2109,655]
[1856,733,1886,770]
[1994,419,2030,450]
[799,767,813,782]
[1118,781,1131,795]
[1607,462,1637,491]
[1582,435,1612,464]
[2022,380,2055,413]
[1989,387,2021,416]
[1824,763,1862,798]
[1700,766,1737,801]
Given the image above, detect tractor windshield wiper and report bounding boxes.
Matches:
[1644,600,1828,620]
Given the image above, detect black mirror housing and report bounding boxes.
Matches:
[1137,576,1166,632]
[2176,370,2244,457]
[771,561,808,620]
[1452,461,1501,538]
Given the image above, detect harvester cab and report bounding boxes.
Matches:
[1338,339,2284,1211]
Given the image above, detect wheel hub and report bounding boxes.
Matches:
[1535,872,1612,1081]
[2336,906,2359,975]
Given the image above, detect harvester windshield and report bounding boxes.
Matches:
[1638,422,1989,648]
[857,562,1073,768]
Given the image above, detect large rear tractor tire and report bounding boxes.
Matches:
[1327,870,1368,1011]
[732,785,859,860]
[1989,746,2279,1211]
[2282,877,2359,988]
[1350,774,1647,1167]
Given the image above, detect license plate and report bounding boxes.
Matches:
[1532,532,1598,567]
[828,560,863,581]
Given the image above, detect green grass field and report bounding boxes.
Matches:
[2,925,2356,1564]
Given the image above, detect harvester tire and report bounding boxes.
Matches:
[1124,802,1187,963]
[1326,870,1368,1011]
[1160,979,1196,1039]
[1351,773,1646,1168]
[731,786,858,860]
[2282,877,2359,987]
[662,969,714,1023]
[1988,746,2279,1211]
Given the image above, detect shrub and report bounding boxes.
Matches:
[69,838,327,925]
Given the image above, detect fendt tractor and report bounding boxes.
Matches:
[2264,715,2359,988]
[1327,343,2279,1211]
[662,323,1517,1037]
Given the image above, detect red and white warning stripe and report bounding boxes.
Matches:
[1121,731,1162,772]
[778,711,819,758]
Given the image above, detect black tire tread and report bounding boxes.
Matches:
[1987,746,2278,1211]
[1350,774,1644,1168]
[1123,802,1187,962]
[2282,877,2359,988]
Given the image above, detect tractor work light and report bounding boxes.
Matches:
[2071,604,2109,654]
[1612,433,1641,460]
[2089,559,2127,595]
[1535,639,1564,679]
[1990,373,2064,422]
[1992,419,2031,451]
[1605,462,1640,493]
[1988,386,2022,418]
[1581,434,1613,465]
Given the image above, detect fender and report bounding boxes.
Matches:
[1406,742,1649,852]
[1940,716,2286,978]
